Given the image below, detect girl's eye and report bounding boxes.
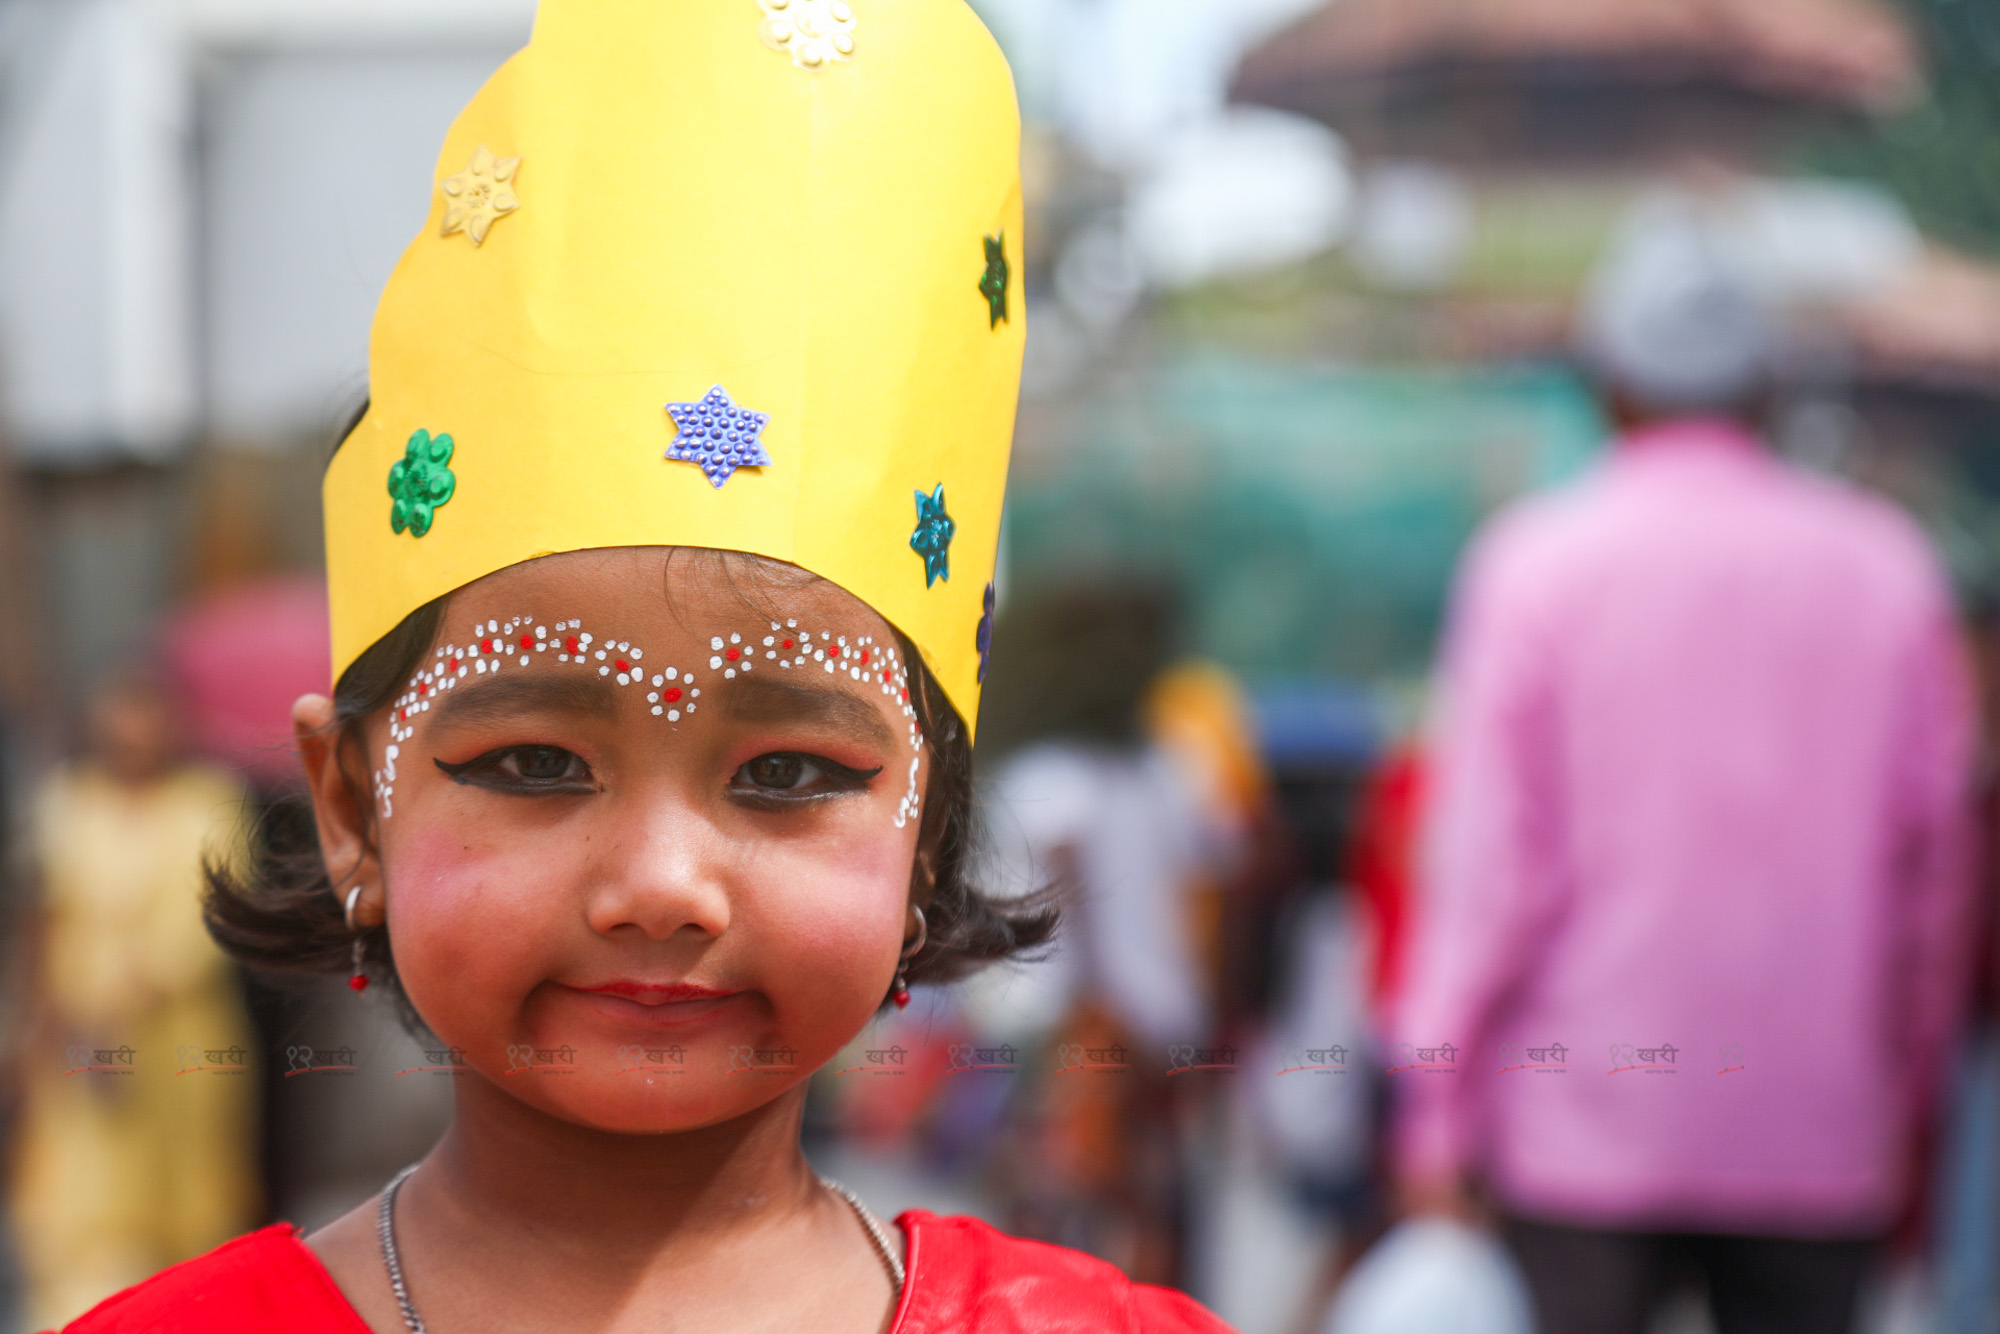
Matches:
[732,752,882,803]
[745,754,815,790]
[434,745,593,793]
[507,746,582,782]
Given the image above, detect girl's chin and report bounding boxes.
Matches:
[523,1072,809,1135]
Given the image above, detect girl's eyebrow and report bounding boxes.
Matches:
[722,676,897,749]
[425,674,620,728]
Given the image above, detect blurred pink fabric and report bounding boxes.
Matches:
[161,576,330,791]
[1396,417,1977,1234]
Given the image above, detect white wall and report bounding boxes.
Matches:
[185,0,536,48]
[0,0,195,463]
[200,45,523,443]
[0,0,534,462]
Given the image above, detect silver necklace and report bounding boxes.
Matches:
[376,1163,905,1334]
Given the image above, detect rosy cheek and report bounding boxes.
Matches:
[383,820,556,1032]
[740,830,912,1012]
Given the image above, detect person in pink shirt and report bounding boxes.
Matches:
[1394,194,1980,1334]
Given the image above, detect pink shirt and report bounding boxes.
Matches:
[1395,418,1977,1234]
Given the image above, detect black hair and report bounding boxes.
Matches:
[201,410,1057,1027]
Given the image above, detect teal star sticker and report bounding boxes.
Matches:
[388,429,457,537]
[909,485,956,587]
[979,233,1010,329]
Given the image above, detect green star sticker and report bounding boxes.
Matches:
[388,429,457,537]
[979,232,1010,329]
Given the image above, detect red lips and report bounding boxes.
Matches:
[574,981,736,1005]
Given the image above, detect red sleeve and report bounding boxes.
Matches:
[58,1225,372,1334]
[893,1211,1235,1332]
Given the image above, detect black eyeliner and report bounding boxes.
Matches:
[827,762,885,782]
[729,754,884,807]
[433,748,597,794]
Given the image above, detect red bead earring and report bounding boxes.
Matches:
[892,905,927,1010]
[345,886,370,993]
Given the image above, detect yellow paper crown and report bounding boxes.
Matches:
[324,0,1024,730]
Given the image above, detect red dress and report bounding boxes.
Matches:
[57,1210,1233,1333]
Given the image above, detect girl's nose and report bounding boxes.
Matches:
[580,803,734,942]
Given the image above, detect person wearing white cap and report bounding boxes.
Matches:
[1391,191,1979,1334]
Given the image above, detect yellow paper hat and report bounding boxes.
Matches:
[324,0,1024,730]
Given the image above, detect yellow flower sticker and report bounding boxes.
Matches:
[439,145,521,246]
[758,0,856,70]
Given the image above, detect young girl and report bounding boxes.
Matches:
[55,2,1232,1331]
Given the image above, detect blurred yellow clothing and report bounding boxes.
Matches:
[1144,660,1268,997]
[1144,660,1268,833]
[12,764,259,1330]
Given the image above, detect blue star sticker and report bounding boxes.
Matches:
[909,485,956,587]
[665,385,772,487]
[976,580,996,683]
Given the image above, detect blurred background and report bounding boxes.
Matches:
[0,0,1996,1331]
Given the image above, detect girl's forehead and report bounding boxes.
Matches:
[442,548,893,646]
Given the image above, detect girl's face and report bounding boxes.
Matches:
[327,549,926,1133]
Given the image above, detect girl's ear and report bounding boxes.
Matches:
[910,846,937,909]
[909,747,944,912]
[294,693,386,927]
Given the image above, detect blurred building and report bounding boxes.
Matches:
[1230,0,1919,167]
[0,0,534,739]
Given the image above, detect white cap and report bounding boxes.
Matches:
[1579,191,1771,415]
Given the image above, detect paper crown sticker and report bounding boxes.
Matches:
[323,0,1025,730]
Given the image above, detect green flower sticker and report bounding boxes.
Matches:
[388,429,457,537]
[979,233,1010,329]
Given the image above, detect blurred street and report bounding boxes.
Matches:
[1,0,1998,1331]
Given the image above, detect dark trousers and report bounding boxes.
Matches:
[1500,1214,1878,1334]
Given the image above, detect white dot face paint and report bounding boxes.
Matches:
[377,615,924,835]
